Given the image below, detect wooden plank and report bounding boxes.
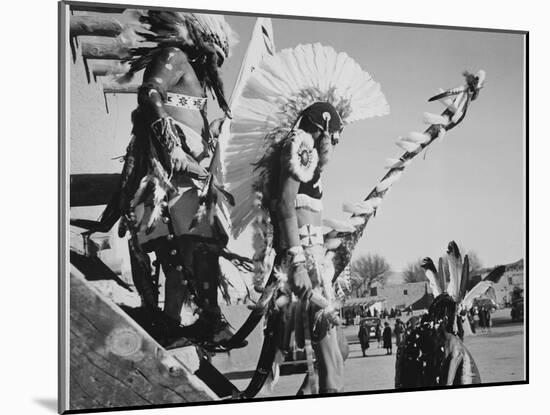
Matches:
[71,15,124,37]
[69,267,217,411]
[103,82,139,94]
[70,173,120,207]
[92,61,130,78]
[81,38,130,60]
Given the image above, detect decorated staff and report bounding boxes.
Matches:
[326,70,486,280]
[219,70,487,360]
[222,43,389,395]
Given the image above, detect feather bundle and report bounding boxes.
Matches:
[423,112,449,125]
[222,43,389,238]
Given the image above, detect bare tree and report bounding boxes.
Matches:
[350,254,391,297]
[403,259,428,283]
[466,250,483,274]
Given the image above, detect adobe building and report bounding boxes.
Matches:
[474,259,524,306]
[367,281,434,312]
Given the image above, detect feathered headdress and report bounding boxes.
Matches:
[120,11,237,80]
[421,241,506,311]
[222,43,390,238]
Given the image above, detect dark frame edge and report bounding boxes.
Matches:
[63,0,528,35]
[59,1,69,413]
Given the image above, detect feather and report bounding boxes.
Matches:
[376,170,403,192]
[423,112,449,125]
[342,197,382,216]
[446,241,463,300]
[459,255,470,300]
[484,265,506,284]
[462,281,495,310]
[324,238,342,250]
[428,85,466,102]
[421,257,441,297]
[402,132,431,144]
[384,158,411,169]
[396,139,420,153]
[436,88,455,108]
[437,257,447,293]
[323,218,356,233]
[437,126,446,141]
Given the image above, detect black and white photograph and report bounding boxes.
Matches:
[59,1,527,412]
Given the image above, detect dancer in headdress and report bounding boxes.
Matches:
[222,43,389,394]
[395,242,487,388]
[99,10,238,344]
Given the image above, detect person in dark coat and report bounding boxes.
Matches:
[358,322,371,357]
[479,306,487,333]
[394,319,405,348]
[485,307,492,332]
[383,321,393,355]
[375,321,382,348]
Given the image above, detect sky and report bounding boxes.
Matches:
[72,13,525,273]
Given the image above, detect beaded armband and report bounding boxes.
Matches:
[287,245,306,266]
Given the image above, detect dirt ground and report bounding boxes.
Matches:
[230,308,525,397]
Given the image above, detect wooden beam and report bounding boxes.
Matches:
[69,267,216,411]
[103,82,139,94]
[91,61,130,78]
[70,173,120,207]
[81,38,130,60]
[71,15,124,37]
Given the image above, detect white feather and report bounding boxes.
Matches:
[403,132,431,144]
[423,112,450,125]
[424,269,441,297]
[323,218,356,233]
[376,170,403,192]
[447,249,463,301]
[324,238,342,250]
[396,139,419,153]
[437,126,446,141]
[462,281,495,310]
[342,197,382,216]
[384,158,411,169]
[437,88,455,107]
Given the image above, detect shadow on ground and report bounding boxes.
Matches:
[34,398,57,413]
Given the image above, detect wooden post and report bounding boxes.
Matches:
[92,61,130,79]
[102,82,139,94]
[81,38,130,60]
[70,15,124,37]
[68,267,217,410]
[70,173,120,207]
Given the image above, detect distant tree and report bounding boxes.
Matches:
[403,259,428,283]
[350,254,391,297]
[466,250,483,274]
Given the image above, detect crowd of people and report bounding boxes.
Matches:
[356,304,497,358]
[357,317,411,357]
[470,305,492,333]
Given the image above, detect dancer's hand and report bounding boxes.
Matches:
[290,263,312,300]
[170,146,188,172]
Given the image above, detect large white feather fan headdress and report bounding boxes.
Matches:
[222,43,390,238]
